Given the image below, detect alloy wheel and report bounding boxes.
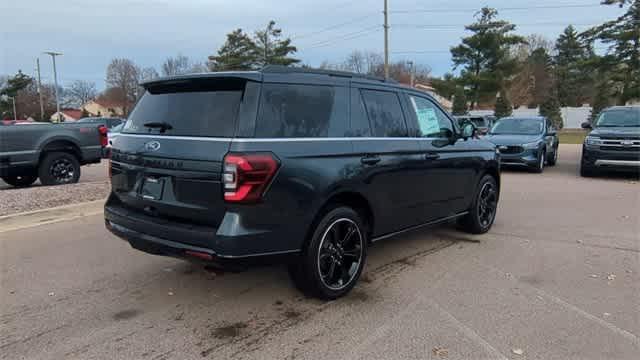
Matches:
[477,182,498,228]
[50,158,75,183]
[317,218,363,291]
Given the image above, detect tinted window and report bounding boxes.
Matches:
[349,88,371,137]
[360,90,407,137]
[123,90,242,137]
[256,84,345,138]
[408,95,454,138]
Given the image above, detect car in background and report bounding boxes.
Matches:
[104,66,501,299]
[580,106,640,177]
[0,121,107,187]
[77,117,125,130]
[485,116,559,173]
[107,122,124,147]
[455,115,495,135]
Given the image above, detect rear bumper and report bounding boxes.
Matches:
[104,199,300,268]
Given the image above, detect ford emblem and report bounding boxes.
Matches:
[144,141,161,152]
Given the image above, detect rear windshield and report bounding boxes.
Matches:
[123,81,244,137]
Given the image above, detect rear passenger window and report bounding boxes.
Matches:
[256,84,346,138]
[349,88,371,137]
[360,90,407,137]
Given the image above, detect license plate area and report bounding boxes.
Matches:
[140,176,165,201]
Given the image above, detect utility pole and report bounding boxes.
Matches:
[43,51,63,122]
[36,58,45,121]
[383,0,389,80]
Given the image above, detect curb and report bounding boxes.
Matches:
[0,199,105,234]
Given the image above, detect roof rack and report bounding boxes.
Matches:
[261,65,396,83]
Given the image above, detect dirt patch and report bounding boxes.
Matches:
[274,300,284,306]
[211,322,248,339]
[346,289,370,302]
[113,309,141,321]
[283,309,301,319]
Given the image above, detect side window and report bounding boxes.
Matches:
[256,83,345,138]
[408,95,454,138]
[349,87,371,137]
[360,89,407,137]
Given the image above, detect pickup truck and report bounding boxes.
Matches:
[0,122,108,187]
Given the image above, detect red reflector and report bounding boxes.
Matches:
[185,251,213,261]
[223,153,279,203]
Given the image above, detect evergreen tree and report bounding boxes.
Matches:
[539,92,563,129]
[208,29,256,71]
[252,21,300,67]
[451,87,468,115]
[529,48,554,107]
[554,26,593,106]
[584,0,640,104]
[0,71,33,118]
[451,7,525,109]
[494,91,513,118]
[430,73,458,100]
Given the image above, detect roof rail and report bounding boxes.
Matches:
[261,65,396,83]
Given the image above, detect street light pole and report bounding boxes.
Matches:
[43,51,63,122]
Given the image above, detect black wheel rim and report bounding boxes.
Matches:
[50,158,75,183]
[317,218,363,290]
[477,182,497,228]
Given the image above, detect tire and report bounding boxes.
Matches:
[580,158,597,177]
[547,146,558,166]
[457,174,499,235]
[531,150,545,173]
[38,152,81,186]
[1,174,38,188]
[288,206,367,300]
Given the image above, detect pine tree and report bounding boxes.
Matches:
[451,87,468,115]
[554,26,593,106]
[539,93,563,129]
[252,21,300,67]
[208,29,256,71]
[584,1,640,104]
[451,7,526,109]
[494,91,513,119]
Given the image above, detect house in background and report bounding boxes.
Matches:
[81,98,125,117]
[50,108,83,122]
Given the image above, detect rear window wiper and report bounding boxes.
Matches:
[143,121,173,133]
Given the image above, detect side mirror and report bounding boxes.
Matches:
[581,122,592,129]
[461,123,476,139]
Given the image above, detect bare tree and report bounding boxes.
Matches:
[161,55,192,76]
[105,58,139,115]
[139,67,159,82]
[64,80,97,108]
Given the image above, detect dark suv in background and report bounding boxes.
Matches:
[581,106,640,177]
[104,66,500,299]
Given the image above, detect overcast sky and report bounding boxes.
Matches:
[0,0,626,89]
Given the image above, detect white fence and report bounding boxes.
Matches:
[469,106,592,129]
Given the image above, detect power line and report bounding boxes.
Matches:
[305,26,381,49]
[394,22,599,29]
[390,3,602,14]
[291,13,377,40]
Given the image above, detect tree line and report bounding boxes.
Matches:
[432,0,639,127]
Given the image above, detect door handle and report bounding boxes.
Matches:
[424,153,440,160]
[360,155,381,165]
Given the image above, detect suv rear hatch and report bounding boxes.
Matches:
[109,76,259,231]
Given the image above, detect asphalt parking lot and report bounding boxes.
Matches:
[0,144,638,360]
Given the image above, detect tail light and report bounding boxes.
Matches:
[98,125,109,147]
[223,153,279,203]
